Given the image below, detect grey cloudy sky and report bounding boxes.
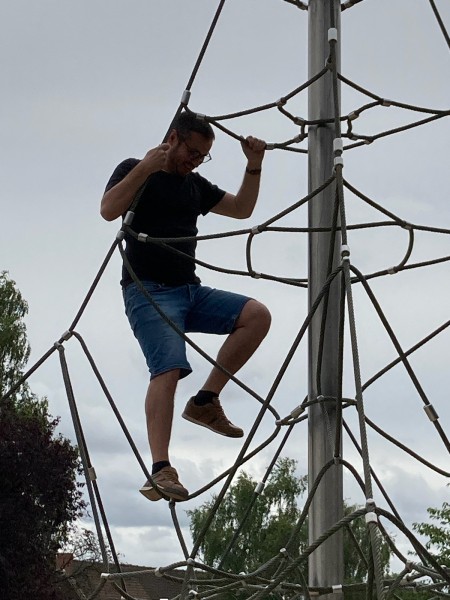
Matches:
[2,0,450,571]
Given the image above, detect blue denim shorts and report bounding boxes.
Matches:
[123,281,251,379]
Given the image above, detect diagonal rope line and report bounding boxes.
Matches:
[363,318,450,392]
[428,0,450,50]
[56,347,108,566]
[128,0,228,216]
[341,0,367,9]
[351,264,450,454]
[184,0,228,92]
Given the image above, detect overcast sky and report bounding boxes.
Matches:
[2,0,450,573]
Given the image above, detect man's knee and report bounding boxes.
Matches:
[239,299,271,335]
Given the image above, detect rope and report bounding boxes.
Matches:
[129,0,229,217]
[2,2,450,599]
[341,0,367,10]
[283,0,309,10]
[428,0,450,50]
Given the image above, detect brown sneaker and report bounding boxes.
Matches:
[182,397,244,438]
[139,466,189,502]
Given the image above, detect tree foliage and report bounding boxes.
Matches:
[0,271,30,401]
[188,457,391,587]
[413,493,450,567]
[63,524,120,568]
[0,271,85,600]
[65,527,109,564]
[188,457,307,576]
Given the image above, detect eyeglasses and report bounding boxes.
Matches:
[180,137,212,164]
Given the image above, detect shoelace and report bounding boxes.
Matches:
[162,468,179,482]
[214,403,231,424]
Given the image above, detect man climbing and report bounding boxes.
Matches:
[100,112,271,501]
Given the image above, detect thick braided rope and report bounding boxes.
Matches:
[327,8,388,595]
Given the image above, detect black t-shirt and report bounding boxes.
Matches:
[105,159,226,287]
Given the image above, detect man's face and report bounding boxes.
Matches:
[166,130,213,176]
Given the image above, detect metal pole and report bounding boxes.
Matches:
[307,0,343,592]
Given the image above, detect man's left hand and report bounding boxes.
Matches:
[241,136,266,167]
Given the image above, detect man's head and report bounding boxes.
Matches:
[166,112,215,176]
[172,112,215,142]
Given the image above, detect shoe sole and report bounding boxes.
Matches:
[139,486,162,502]
[139,484,188,502]
[182,413,244,438]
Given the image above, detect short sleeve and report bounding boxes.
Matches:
[104,158,140,193]
[192,173,226,215]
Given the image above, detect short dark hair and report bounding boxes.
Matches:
[172,111,215,141]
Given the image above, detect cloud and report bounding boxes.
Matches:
[113,525,190,568]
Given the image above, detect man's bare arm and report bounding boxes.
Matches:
[211,136,266,220]
[100,143,169,221]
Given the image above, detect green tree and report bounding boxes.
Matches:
[188,457,308,576]
[413,493,450,567]
[188,457,391,587]
[65,526,110,564]
[0,271,31,401]
[0,271,85,600]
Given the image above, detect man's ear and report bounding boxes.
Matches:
[167,129,178,145]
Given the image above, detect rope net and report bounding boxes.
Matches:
[3,1,450,599]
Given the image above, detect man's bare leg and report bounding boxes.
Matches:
[145,368,180,463]
[182,300,270,437]
[202,299,271,394]
[182,300,271,438]
[140,368,189,501]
